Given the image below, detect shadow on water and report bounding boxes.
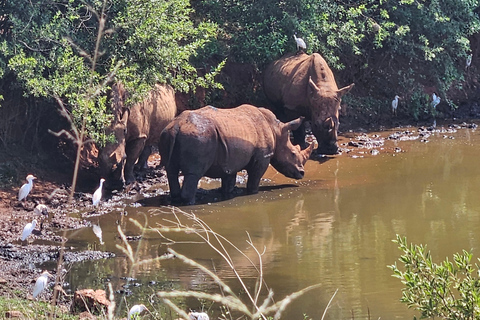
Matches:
[137,183,301,207]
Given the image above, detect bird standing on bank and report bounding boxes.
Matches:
[128,304,149,319]
[33,270,51,299]
[34,204,49,230]
[92,224,104,245]
[18,174,36,202]
[432,93,441,109]
[293,33,306,52]
[21,219,37,241]
[92,178,105,207]
[392,95,400,116]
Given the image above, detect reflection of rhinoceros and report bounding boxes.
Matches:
[159,104,313,205]
[99,83,177,189]
[263,52,354,154]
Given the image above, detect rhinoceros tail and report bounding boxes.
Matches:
[159,123,179,167]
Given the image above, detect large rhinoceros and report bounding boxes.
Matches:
[159,104,313,205]
[263,52,354,154]
[99,83,177,189]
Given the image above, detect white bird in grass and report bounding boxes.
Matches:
[33,270,51,299]
[189,312,210,320]
[18,174,36,201]
[293,33,306,52]
[21,219,37,241]
[92,224,104,245]
[432,93,441,109]
[92,178,105,207]
[128,304,149,319]
[392,95,400,116]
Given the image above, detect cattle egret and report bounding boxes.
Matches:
[92,224,104,245]
[189,312,210,320]
[18,174,36,201]
[21,219,37,241]
[293,33,306,51]
[392,95,400,116]
[34,204,48,217]
[92,178,105,206]
[34,204,49,230]
[432,93,441,109]
[466,54,472,69]
[128,304,149,319]
[33,270,51,299]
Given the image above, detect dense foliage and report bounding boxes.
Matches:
[1,0,480,145]
[194,0,480,117]
[390,235,480,319]
[1,0,219,145]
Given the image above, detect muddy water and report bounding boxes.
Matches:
[64,125,480,319]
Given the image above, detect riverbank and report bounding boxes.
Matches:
[0,117,478,317]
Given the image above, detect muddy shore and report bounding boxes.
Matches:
[0,121,477,311]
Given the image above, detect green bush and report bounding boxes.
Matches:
[389,235,480,319]
[1,0,220,146]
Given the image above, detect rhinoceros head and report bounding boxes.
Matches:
[270,117,313,179]
[98,83,129,189]
[308,77,354,154]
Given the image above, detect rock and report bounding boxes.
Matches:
[5,310,23,318]
[79,311,98,319]
[72,289,110,314]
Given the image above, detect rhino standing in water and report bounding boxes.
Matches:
[99,83,177,189]
[263,52,354,154]
[159,104,313,205]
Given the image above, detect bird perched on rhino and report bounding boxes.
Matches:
[293,33,306,52]
[18,174,36,202]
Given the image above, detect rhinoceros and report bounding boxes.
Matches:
[159,104,313,205]
[263,52,354,154]
[99,83,177,189]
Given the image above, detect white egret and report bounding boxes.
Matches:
[432,93,441,109]
[92,178,105,207]
[34,204,48,217]
[128,304,149,319]
[391,95,400,116]
[18,174,36,201]
[21,219,37,241]
[33,270,51,299]
[34,204,49,230]
[92,224,104,245]
[466,54,472,69]
[293,33,306,51]
[189,312,210,320]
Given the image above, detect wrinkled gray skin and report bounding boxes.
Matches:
[263,52,354,154]
[159,104,313,205]
[99,83,177,189]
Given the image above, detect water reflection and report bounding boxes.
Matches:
[63,126,480,319]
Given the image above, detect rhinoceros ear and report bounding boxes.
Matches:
[337,83,355,98]
[283,116,304,133]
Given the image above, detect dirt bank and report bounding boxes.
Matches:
[0,119,478,312]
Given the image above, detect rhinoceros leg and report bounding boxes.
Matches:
[134,145,152,172]
[124,138,146,184]
[181,173,202,205]
[221,173,237,199]
[246,162,269,194]
[166,164,182,203]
